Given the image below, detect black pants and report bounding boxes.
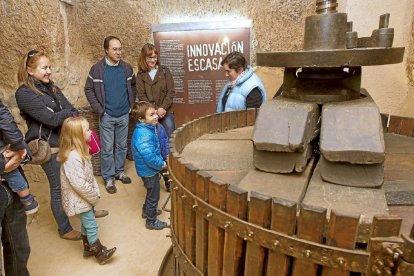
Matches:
[0,182,30,276]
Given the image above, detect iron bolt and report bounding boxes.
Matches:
[206,212,213,218]
[385,259,394,268]
[173,187,178,191]
[394,247,403,256]
[184,260,188,264]
[181,194,187,199]
[224,222,232,229]
[192,204,198,209]
[273,240,280,248]
[248,231,254,238]
[337,257,345,266]
[392,252,400,262]
[376,259,384,268]
[303,250,311,258]
[384,246,394,256]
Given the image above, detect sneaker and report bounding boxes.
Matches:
[105,179,117,194]
[165,178,172,193]
[145,219,169,230]
[115,172,132,184]
[141,209,162,219]
[24,198,40,215]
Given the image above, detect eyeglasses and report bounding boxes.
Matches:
[26,50,39,66]
[111,47,122,52]
[146,56,157,61]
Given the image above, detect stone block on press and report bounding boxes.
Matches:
[320,156,384,188]
[320,96,385,164]
[252,97,319,152]
[253,144,313,173]
[238,157,315,204]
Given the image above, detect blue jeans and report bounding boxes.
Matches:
[80,209,99,244]
[141,174,161,224]
[99,113,129,181]
[41,153,73,235]
[0,182,30,276]
[3,169,28,193]
[159,113,175,138]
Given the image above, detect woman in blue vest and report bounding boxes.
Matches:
[217,51,266,112]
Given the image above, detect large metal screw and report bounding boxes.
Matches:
[192,204,198,209]
[248,231,254,238]
[273,240,280,248]
[316,0,338,14]
[181,194,187,199]
[206,212,213,218]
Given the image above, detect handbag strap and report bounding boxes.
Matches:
[39,124,52,141]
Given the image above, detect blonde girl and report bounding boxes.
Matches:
[57,116,116,265]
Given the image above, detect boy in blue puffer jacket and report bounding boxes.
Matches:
[131,101,168,230]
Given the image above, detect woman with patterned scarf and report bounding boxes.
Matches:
[217,51,267,112]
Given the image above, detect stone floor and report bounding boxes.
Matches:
[24,161,171,276]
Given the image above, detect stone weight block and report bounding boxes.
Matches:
[252,97,320,152]
[320,156,384,188]
[253,145,313,173]
[320,95,385,164]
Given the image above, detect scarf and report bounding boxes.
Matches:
[227,69,247,89]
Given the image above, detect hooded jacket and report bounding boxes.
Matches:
[131,122,165,177]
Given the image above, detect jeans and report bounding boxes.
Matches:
[141,174,160,224]
[80,209,99,244]
[3,169,28,193]
[159,113,175,138]
[99,113,129,181]
[0,182,30,276]
[41,153,73,235]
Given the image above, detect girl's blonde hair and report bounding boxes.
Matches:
[57,116,90,163]
[17,50,56,95]
[137,43,160,73]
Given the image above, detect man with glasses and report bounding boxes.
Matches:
[85,36,136,194]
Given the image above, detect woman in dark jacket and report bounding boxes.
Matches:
[137,43,176,138]
[15,50,81,240]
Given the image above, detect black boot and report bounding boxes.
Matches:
[89,239,117,265]
[82,235,94,258]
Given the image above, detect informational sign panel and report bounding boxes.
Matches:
[153,20,251,126]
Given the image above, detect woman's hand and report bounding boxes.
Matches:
[157,107,167,119]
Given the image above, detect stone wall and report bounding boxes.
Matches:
[0,0,413,126]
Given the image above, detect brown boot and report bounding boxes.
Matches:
[89,239,116,265]
[81,235,94,258]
